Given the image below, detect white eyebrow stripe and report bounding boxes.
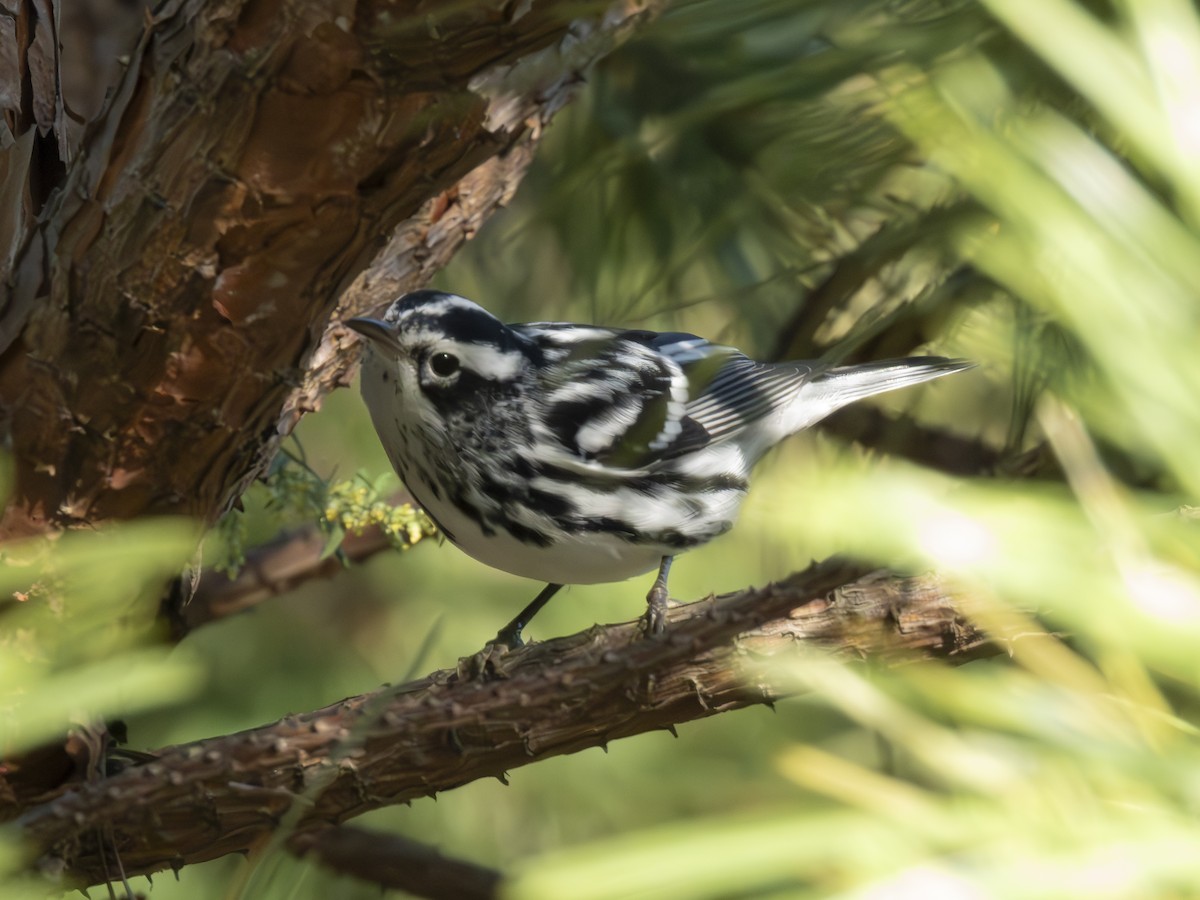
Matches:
[443,340,525,380]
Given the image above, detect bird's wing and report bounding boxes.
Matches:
[516,323,815,469]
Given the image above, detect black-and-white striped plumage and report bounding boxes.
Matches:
[348,291,970,634]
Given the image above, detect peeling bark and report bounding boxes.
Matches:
[0,0,656,538]
[15,561,993,887]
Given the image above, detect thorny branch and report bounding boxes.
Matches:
[16,560,995,889]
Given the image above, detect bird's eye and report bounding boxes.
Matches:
[428,352,460,378]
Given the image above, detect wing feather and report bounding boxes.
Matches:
[516,323,813,469]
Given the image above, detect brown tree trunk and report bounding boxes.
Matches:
[0,0,656,539]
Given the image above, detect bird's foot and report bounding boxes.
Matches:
[492,622,525,652]
[640,583,670,637]
[457,628,525,681]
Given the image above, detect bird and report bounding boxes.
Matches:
[346,290,971,649]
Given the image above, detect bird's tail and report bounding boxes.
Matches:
[784,357,973,434]
[817,357,973,403]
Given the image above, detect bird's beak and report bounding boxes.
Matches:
[345,317,400,352]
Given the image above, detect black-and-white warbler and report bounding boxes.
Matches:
[347,290,970,647]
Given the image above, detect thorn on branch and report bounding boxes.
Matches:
[16,562,994,890]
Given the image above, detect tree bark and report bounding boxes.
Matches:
[161,491,420,638]
[15,560,993,888]
[0,0,657,539]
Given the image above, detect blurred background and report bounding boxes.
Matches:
[7,0,1200,896]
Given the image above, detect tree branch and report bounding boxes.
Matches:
[162,493,419,638]
[16,559,992,888]
[295,825,501,900]
[820,406,1012,476]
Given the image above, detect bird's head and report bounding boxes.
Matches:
[346,291,534,405]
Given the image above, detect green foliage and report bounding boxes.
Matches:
[0,521,203,750]
[0,521,203,894]
[208,445,436,578]
[322,476,437,552]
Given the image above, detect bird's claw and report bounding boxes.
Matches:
[641,584,670,637]
[458,633,522,681]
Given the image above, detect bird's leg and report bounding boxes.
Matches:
[493,582,563,649]
[641,556,674,636]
